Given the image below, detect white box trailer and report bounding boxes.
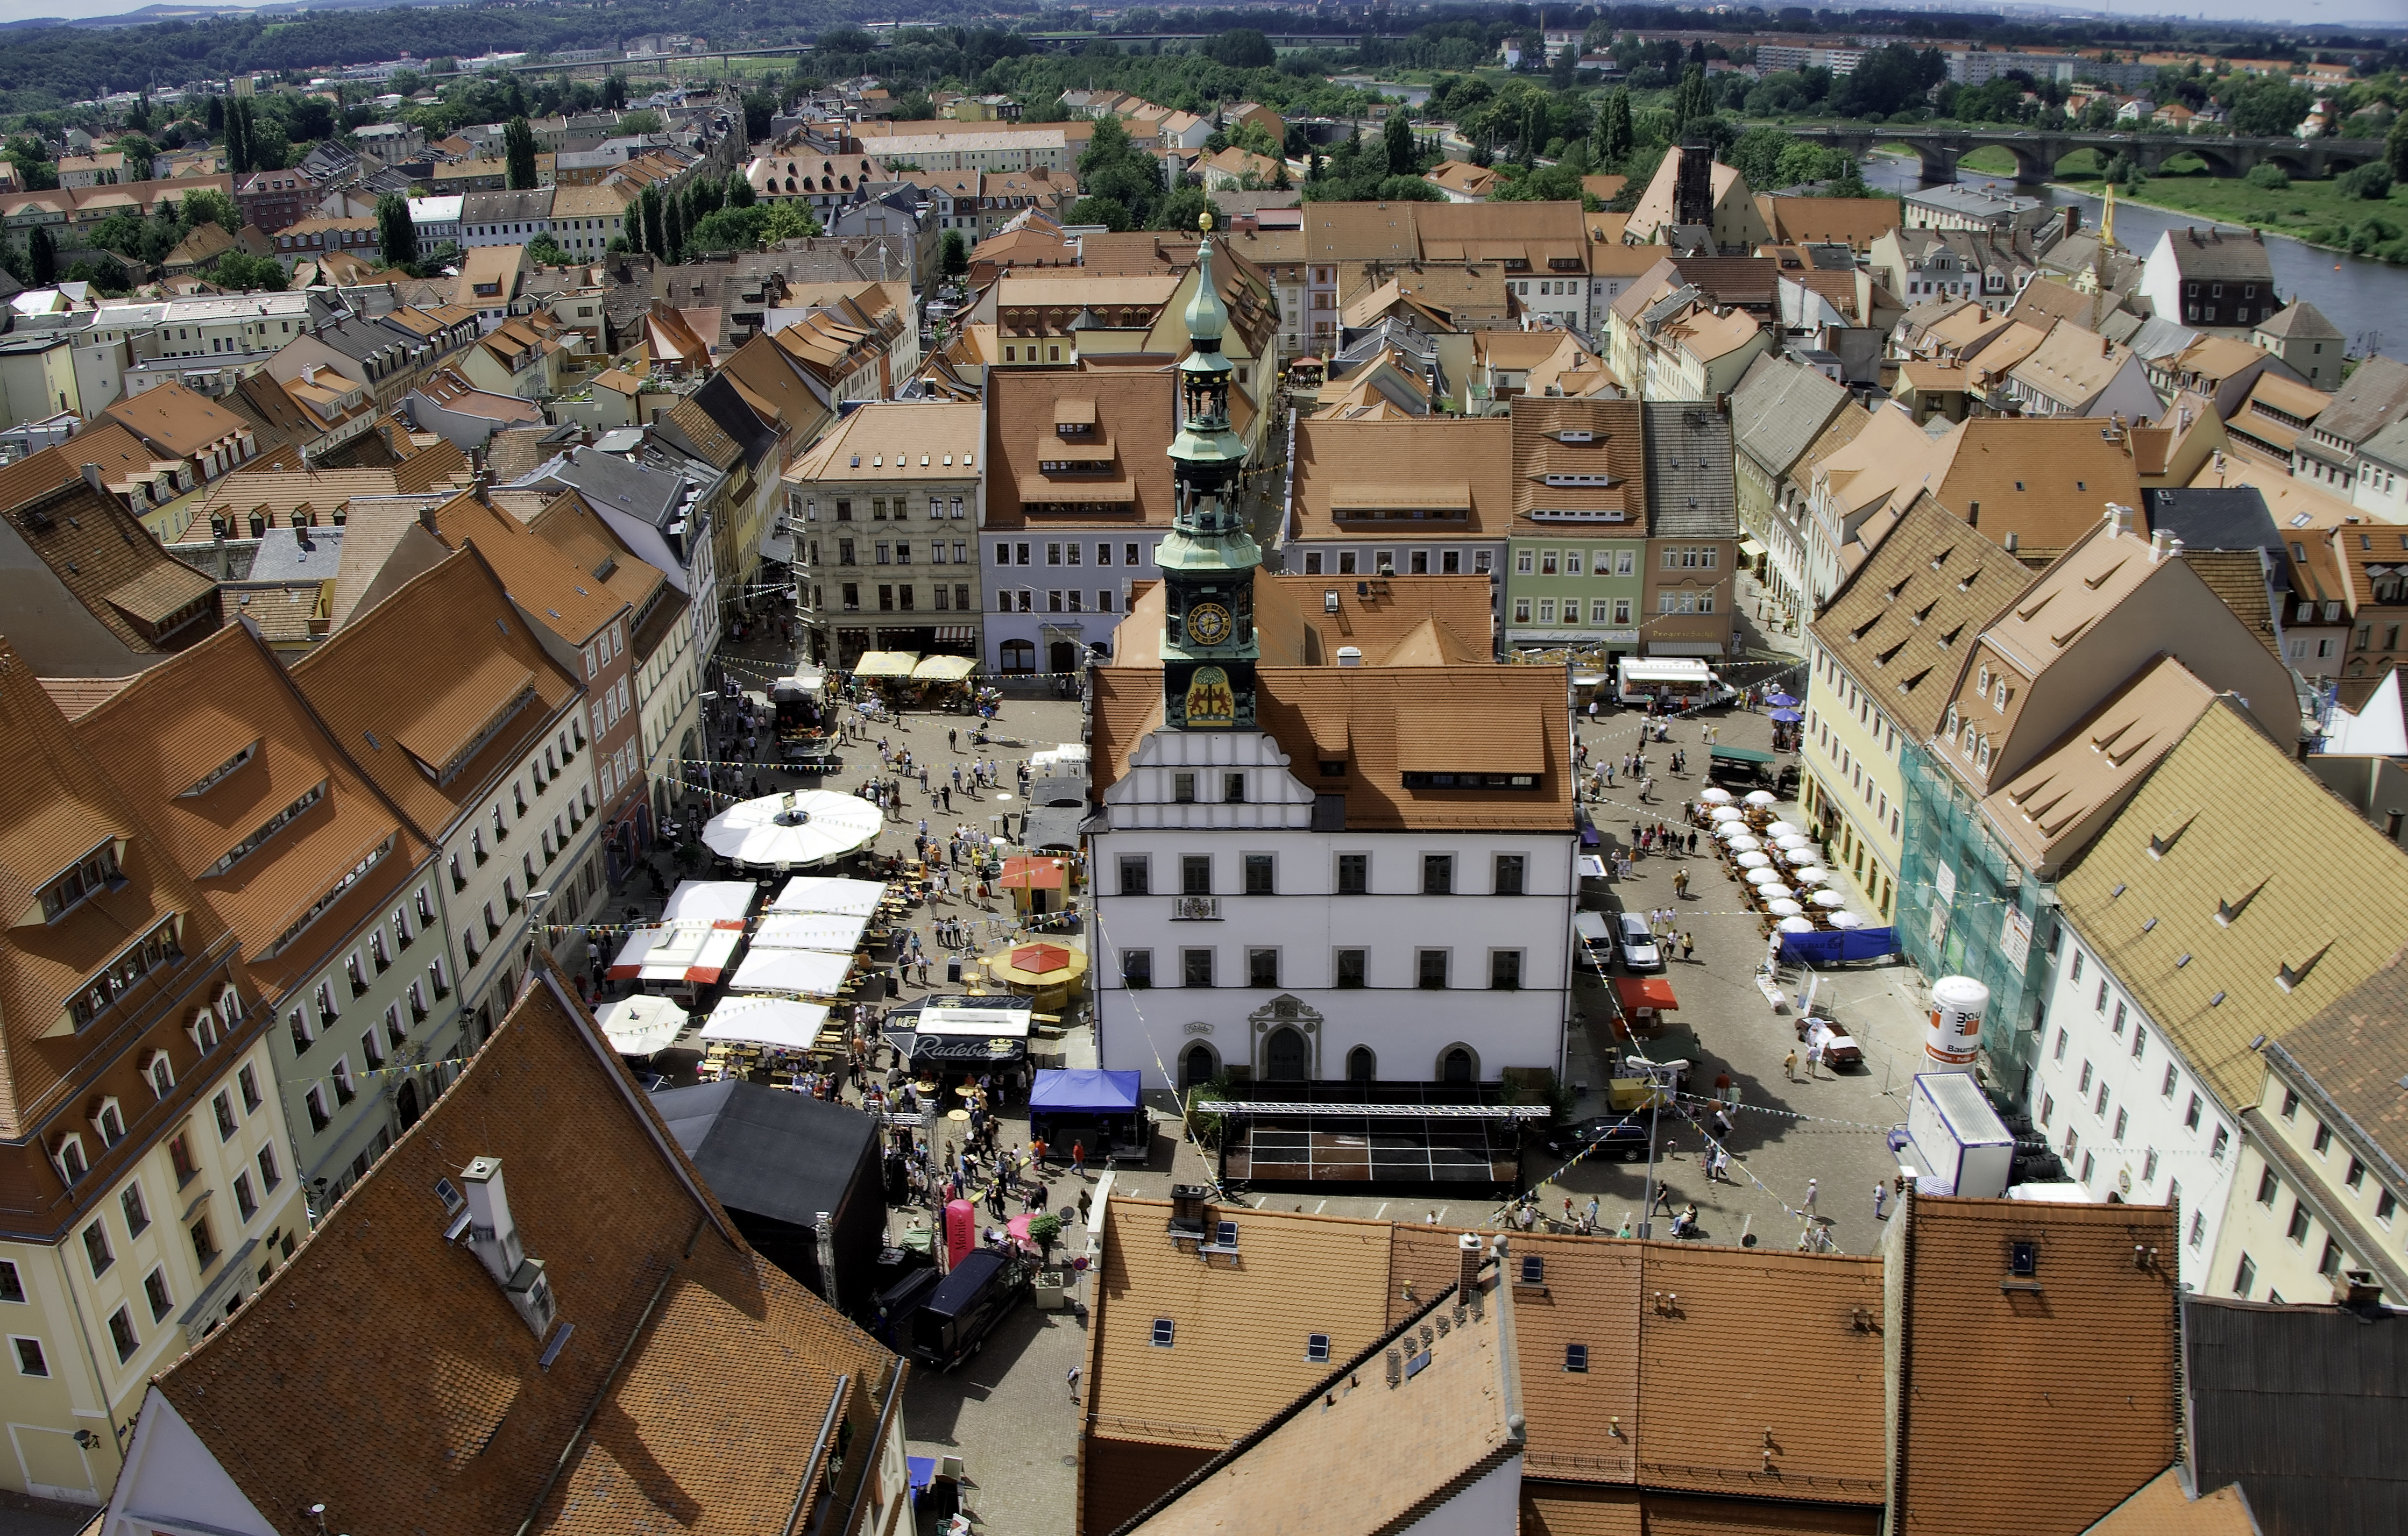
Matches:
[1905,1072,2015,1198]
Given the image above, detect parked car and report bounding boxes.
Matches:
[1542,1114,1654,1162]
[1797,1016,1864,1071]
[1616,912,1663,972]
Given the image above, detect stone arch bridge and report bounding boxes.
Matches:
[1786,125,2384,184]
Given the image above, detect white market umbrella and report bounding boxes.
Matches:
[1765,821,1801,838]
[1698,787,1734,806]
[594,994,688,1057]
[1736,850,1772,870]
[1744,790,1779,807]
[1766,898,1804,917]
[1827,910,1867,929]
[1811,890,1850,909]
[1791,867,1832,887]
[1774,833,1814,852]
[1776,915,1816,934]
[704,791,882,868]
[1758,884,1794,902]
[1724,834,1762,852]
[1746,867,1785,887]
[1715,822,1751,841]
[1710,806,1745,824]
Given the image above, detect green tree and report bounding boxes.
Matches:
[526,233,570,265]
[180,187,236,231]
[503,116,538,190]
[761,201,821,242]
[2340,162,2395,201]
[226,99,254,175]
[725,168,756,210]
[1153,186,1222,233]
[603,74,628,112]
[1385,113,1415,176]
[1596,88,1634,168]
[1203,28,1273,69]
[619,109,665,136]
[663,193,685,260]
[116,134,157,177]
[206,95,224,135]
[28,226,55,287]
[1069,195,1132,231]
[743,91,777,140]
[1671,64,1710,138]
[6,136,58,191]
[375,191,419,267]
[2390,115,2408,181]
[941,228,968,276]
[212,251,286,293]
[640,184,665,257]
[1078,114,1168,229]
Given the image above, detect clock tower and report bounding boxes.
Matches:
[1159,212,1262,730]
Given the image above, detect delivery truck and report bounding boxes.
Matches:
[1904,1072,2015,1198]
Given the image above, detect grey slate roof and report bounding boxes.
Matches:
[1730,353,1849,480]
[1642,401,1738,539]
[2155,224,2276,283]
[2125,314,2201,364]
[461,186,558,224]
[2142,486,2284,571]
[532,444,691,531]
[2318,355,2408,450]
[2357,419,2408,475]
[649,1078,877,1231]
[2181,1292,2408,1536]
[2256,300,2342,342]
[247,524,345,582]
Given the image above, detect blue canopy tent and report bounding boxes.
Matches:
[1029,1069,1149,1165]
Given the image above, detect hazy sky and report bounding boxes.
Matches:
[0,0,2399,32]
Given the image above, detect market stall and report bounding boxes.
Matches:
[767,876,890,917]
[607,921,747,993]
[727,947,855,998]
[753,912,873,954]
[1028,1068,1148,1167]
[595,994,689,1058]
[703,790,883,871]
[980,940,1089,1012]
[900,995,1033,1077]
[997,854,1073,917]
[1613,975,1679,1034]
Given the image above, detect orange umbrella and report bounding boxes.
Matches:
[1010,943,1072,975]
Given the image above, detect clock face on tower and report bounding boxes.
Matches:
[1185,601,1234,646]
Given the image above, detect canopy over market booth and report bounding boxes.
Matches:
[699,997,836,1051]
[981,940,1090,1010]
[595,994,688,1057]
[768,877,889,917]
[727,947,855,998]
[704,790,882,871]
[1028,1068,1148,1166]
[887,994,1035,1076]
[853,651,919,680]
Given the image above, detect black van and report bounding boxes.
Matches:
[902,1248,1032,1371]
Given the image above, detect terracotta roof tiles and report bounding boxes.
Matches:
[141,964,903,1536]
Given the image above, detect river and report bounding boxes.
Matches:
[1860,153,2405,360]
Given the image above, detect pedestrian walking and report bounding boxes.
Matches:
[1783,1048,1798,1082]
[1071,1140,1086,1178]
[1804,1042,1821,1079]
[1651,1182,1678,1217]
[1803,1178,1818,1219]
[1067,1364,1081,1402]
[1873,1182,1889,1221]
[1681,931,1695,964]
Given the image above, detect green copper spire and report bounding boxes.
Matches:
[1158,211,1260,730]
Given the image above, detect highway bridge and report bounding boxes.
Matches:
[1786,125,2384,183]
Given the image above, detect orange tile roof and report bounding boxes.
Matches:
[422,489,629,646]
[985,364,1178,532]
[2082,1469,2256,1536]
[0,441,220,660]
[75,622,430,998]
[144,962,903,1536]
[1890,1194,2179,1535]
[1510,396,1647,528]
[1288,415,1514,543]
[0,639,231,1139]
[100,380,253,460]
[290,544,585,835]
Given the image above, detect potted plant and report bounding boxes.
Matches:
[1029,1214,1066,1309]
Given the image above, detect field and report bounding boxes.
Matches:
[1952,145,2407,260]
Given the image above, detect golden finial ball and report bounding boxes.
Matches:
[1199,209,1214,233]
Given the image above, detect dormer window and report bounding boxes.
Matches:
[53,1134,87,1185]
[179,742,258,797]
[187,1006,220,1054]
[141,1049,175,1100]
[91,1099,125,1148]
[39,843,124,924]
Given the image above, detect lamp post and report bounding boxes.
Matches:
[1625,1055,1683,1239]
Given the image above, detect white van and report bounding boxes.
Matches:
[1616,657,1720,708]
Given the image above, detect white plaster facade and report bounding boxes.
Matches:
[1090,728,1575,1090]
[2028,921,2240,1289]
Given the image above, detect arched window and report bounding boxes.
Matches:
[1181,1043,1217,1088]
[1264,1027,1307,1082]
[1347,1046,1376,1082]
[1442,1047,1474,1084]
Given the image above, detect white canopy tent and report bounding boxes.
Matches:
[607,922,746,985]
[699,997,834,1050]
[704,791,882,869]
[594,994,688,1056]
[766,876,888,916]
[727,947,854,997]
[658,880,756,925]
[752,912,872,953]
